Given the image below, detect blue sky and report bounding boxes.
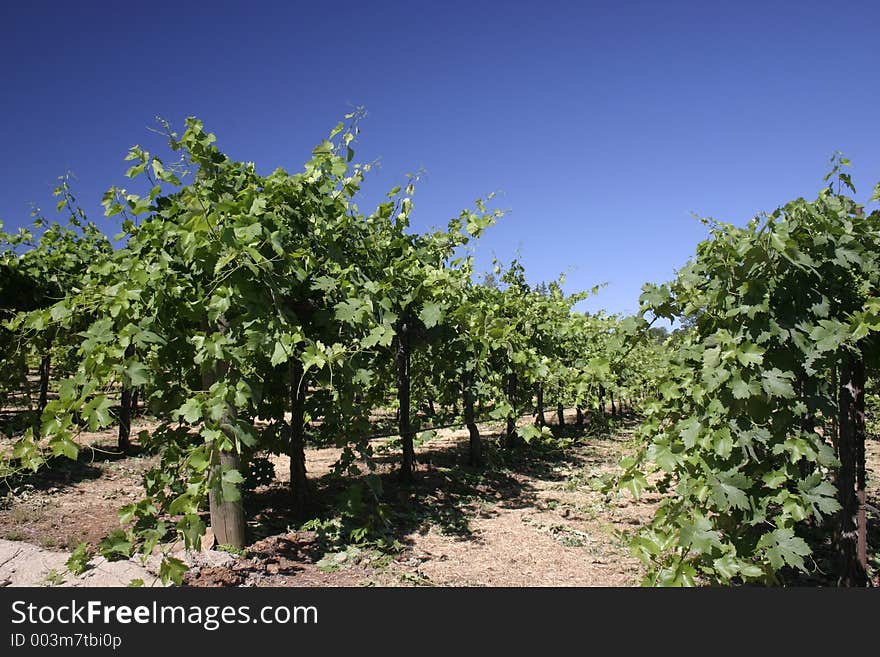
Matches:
[2,1,879,317]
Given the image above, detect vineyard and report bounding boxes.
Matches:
[0,115,878,587]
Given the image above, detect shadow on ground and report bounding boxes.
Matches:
[242,412,641,562]
[1,441,144,496]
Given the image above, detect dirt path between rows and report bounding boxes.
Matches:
[2,411,876,587]
[0,411,658,587]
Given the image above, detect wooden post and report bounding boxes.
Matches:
[463,370,482,467]
[203,318,247,549]
[118,343,135,452]
[835,350,867,586]
[38,353,51,416]
[207,447,247,549]
[289,359,309,517]
[396,315,415,482]
[855,365,868,577]
[535,385,546,427]
[505,370,518,443]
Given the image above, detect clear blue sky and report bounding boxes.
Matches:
[2,0,879,317]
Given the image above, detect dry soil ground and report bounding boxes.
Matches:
[0,409,877,587]
[0,410,661,587]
